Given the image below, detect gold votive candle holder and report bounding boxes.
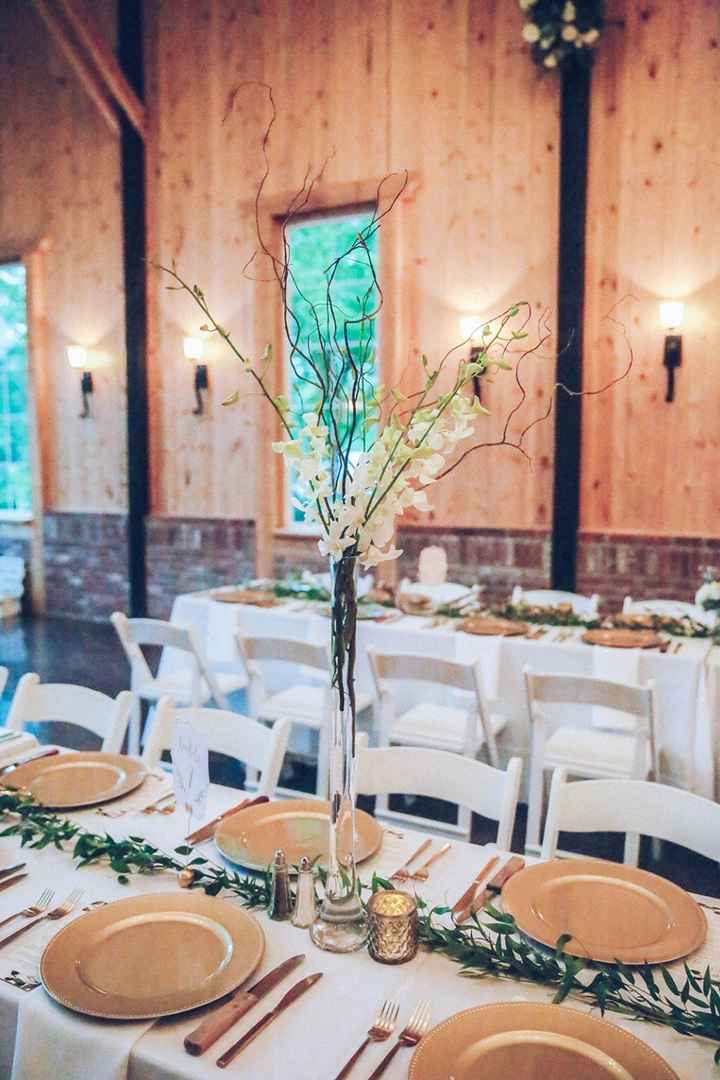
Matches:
[367,890,418,964]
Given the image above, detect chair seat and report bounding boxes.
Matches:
[137,669,247,705]
[390,703,506,753]
[544,726,648,777]
[258,685,373,727]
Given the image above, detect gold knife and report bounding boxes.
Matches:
[184,953,305,1055]
[451,853,500,917]
[216,972,323,1068]
[184,794,269,844]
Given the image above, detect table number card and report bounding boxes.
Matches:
[172,720,210,823]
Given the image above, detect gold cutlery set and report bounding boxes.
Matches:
[451,853,526,923]
[389,837,451,882]
[0,888,83,947]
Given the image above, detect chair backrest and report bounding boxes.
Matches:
[542,768,720,864]
[6,672,132,753]
[622,595,713,626]
[368,647,478,694]
[236,634,328,671]
[368,645,494,760]
[143,699,290,797]
[512,586,599,617]
[524,668,653,718]
[0,666,8,699]
[0,556,25,600]
[112,612,227,708]
[356,742,522,851]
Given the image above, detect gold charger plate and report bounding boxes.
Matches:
[3,751,147,809]
[409,1002,678,1080]
[503,858,706,964]
[41,891,264,1020]
[215,797,383,872]
[458,616,529,637]
[582,628,663,649]
[212,588,277,606]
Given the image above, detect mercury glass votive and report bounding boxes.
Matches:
[367,890,418,964]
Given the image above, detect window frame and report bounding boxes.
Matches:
[0,258,33,521]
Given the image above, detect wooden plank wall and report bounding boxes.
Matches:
[0,0,126,513]
[146,0,560,536]
[582,0,720,538]
[1,0,718,552]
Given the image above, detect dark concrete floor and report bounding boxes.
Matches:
[1,615,717,896]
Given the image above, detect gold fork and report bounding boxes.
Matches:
[332,999,399,1080]
[0,888,54,931]
[389,837,432,882]
[409,842,451,881]
[0,888,83,949]
[367,1001,432,1079]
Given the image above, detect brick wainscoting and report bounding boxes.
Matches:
[577,533,720,612]
[272,525,552,605]
[146,517,256,618]
[43,512,129,621]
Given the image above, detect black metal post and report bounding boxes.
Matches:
[118,0,148,616]
[551,62,592,591]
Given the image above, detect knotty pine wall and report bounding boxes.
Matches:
[145,0,560,549]
[0,0,126,515]
[581,0,720,538]
[1,0,719,616]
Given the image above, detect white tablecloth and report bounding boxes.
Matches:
[1,778,719,1078]
[163,593,720,798]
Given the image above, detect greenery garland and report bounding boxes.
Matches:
[413,896,720,1065]
[2,788,720,1064]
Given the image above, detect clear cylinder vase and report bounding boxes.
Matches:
[310,553,368,953]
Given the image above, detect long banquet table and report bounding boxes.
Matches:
[1,774,719,1078]
[164,591,720,798]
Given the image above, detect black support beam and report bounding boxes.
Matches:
[551,63,592,591]
[118,0,148,617]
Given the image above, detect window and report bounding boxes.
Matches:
[284,208,379,526]
[0,262,32,516]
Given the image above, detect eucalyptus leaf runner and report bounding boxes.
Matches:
[1,787,719,1063]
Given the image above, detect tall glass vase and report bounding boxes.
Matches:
[310,553,368,952]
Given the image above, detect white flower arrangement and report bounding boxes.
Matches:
[519,0,605,72]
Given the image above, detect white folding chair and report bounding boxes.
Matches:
[111,613,246,755]
[622,595,714,627]
[236,633,372,798]
[543,768,720,866]
[143,699,291,798]
[0,666,8,700]
[511,586,600,618]
[6,672,132,754]
[524,668,658,861]
[357,740,522,846]
[367,647,505,836]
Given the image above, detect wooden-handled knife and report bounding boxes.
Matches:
[216,971,323,1068]
[184,954,305,1056]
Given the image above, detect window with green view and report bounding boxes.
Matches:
[285,209,378,525]
[0,262,31,515]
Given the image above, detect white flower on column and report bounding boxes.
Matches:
[522,22,541,43]
[544,53,558,67]
[561,24,579,41]
[583,28,600,44]
[562,2,576,21]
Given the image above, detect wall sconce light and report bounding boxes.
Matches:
[66,346,96,418]
[184,337,208,415]
[659,300,684,403]
[459,314,486,400]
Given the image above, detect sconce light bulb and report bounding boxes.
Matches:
[183,336,205,362]
[66,345,89,370]
[459,315,485,344]
[659,300,684,331]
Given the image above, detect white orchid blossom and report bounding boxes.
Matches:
[272,383,490,568]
